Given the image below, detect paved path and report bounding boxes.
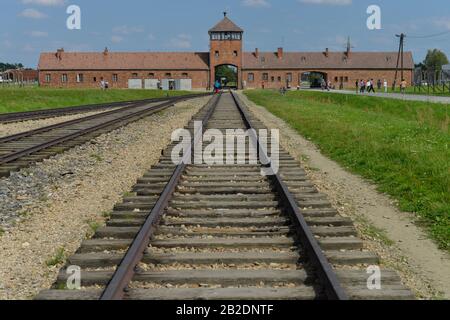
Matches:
[305,89,450,104]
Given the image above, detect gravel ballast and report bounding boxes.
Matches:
[239,92,449,299]
[0,97,208,300]
[0,109,120,138]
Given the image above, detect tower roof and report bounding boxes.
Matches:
[209,15,243,33]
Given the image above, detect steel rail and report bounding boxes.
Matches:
[0,94,207,124]
[100,94,221,300]
[230,91,349,300]
[0,93,209,144]
[0,94,208,166]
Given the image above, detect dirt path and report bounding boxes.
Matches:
[239,92,450,299]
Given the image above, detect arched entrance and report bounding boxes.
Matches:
[300,71,328,88]
[214,64,238,89]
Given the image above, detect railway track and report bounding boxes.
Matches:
[36,92,413,300]
[0,93,208,177]
[0,96,177,124]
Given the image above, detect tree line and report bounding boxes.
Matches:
[0,62,25,72]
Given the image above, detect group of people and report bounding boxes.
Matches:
[356,78,408,94]
[357,79,388,94]
[320,79,333,91]
[100,78,109,90]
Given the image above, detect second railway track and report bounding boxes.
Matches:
[0,93,208,177]
[36,92,414,300]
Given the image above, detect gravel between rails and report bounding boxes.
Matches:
[238,92,449,299]
[0,97,208,300]
[0,108,122,139]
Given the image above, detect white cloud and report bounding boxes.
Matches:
[298,0,352,5]
[148,34,156,41]
[28,30,48,37]
[111,35,123,43]
[242,0,270,8]
[19,8,47,19]
[21,0,65,6]
[112,25,144,35]
[434,18,450,30]
[168,34,192,49]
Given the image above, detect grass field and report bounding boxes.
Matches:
[0,87,193,114]
[244,89,450,251]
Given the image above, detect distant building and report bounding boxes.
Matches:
[1,69,38,83]
[38,14,414,90]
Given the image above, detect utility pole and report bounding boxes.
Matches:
[393,33,405,90]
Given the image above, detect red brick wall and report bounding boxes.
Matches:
[242,69,413,90]
[210,39,243,89]
[38,70,210,89]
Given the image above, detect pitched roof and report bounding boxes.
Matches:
[209,17,243,33]
[38,52,210,70]
[243,51,415,70]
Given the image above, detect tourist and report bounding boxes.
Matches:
[360,80,365,93]
[368,79,375,93]
[400,79,407,94]
[355,80,359,93]
[377,79,382,90]
[383,79,388,93]
[214,80,221,94]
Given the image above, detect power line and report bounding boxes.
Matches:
[405,30,450,39]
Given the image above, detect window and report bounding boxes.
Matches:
[148,73,155,78]
[76,74,84,83]
[271,76,275,82]
[233,51,238,57]
[286,73,292,82]
[344,76,349,82]
[215,51,219,58]
[113,74,118,82]
[248,73,254,82]
[334,77,338,82]
[93,77,97,82]
[61,74,68,83]
[182,73,189,78]
[45,74,51,83]
[278,76,282,82]
[262,73,268,81]
[165,73,172,78]
[132,73,138,78]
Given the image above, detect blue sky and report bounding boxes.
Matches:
[1,0,450,68]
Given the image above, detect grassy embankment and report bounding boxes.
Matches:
[245,89,450,251]
[0,87,193,114]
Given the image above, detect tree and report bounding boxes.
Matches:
[0,62,24,72]
[422,49,449,84]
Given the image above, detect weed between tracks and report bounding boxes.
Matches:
[245,90,450,251]
[45,247,65,267]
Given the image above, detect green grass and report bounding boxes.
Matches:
[0,87,192,114]
[45,247,66,267]
[244,89,450,251]
[346,86,450,97]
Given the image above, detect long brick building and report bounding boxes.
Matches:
[38,14,414,90]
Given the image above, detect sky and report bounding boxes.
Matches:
[1,0,450,68]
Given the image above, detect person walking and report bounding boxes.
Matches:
[368,79,375,93]
[214,80,221,94]
[366,79,371,93]
[377,79,382,90]
[383,79,388,93]
[355,79,359,94]
[400,79,407,94]
[360,80,365,93]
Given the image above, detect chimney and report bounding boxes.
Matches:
[324,48,329,57]
[103,47,109,56]
[255,48,259,58]
[277,47,283,59]
[56,48,64,60]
